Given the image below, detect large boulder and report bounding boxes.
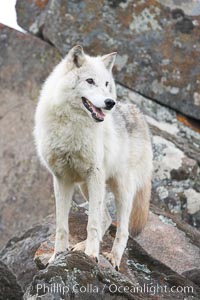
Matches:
[1,206,199,299]
[15,0,49,38]
[0,260,23,300]
[0,25,61,248]
[16,0,200,120]
[0,216,55,293]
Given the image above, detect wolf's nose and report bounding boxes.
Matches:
[104,99,115,110]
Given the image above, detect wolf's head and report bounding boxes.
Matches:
[59,45,117,122]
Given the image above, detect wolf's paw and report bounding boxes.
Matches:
[85,243,99,263]
[48,252,56,264]
[103,252,120,271]
[71,240,86,252]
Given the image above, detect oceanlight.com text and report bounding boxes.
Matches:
[36,282,194,296]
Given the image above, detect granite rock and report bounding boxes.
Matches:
[25,208,200,299]
[16,0,200,120]
[2,207,197,300]
[0,25,60,248]
[0,215,55,293]
[16,0,49,37]
[0,260,23,300]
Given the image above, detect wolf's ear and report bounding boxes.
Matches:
[102,52,117,71]
[69,45,85,68]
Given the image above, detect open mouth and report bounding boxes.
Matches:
[82,97,105,122]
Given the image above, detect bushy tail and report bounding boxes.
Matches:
[129,178,151,237]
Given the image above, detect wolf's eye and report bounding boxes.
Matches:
[105,81,109,87]
[86,78,95,85]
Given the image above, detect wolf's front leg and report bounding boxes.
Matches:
[49,176,74,263]
[105,180,135,270]
[85,170,105,261]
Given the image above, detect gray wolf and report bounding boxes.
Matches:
[34,45,153,270]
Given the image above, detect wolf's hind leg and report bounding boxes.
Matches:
[79,183,88,201]
[101,205,112,236]
[49,176,74,263]
[72,205,112,251]
[80,183,112,237]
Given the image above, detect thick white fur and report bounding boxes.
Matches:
[34,46,153,269]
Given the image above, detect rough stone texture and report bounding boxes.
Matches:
[182,269,200,287]
[27,208,200,299]
[0,25,61,248]
[0,207,196,300]
[34,208,200,277]
[15,0,49,36]
[25,252,144,300]
[0,260,23,300]
[16,0,200,120]
[136,212,200,274]
[1,206,199,299]
[0,215,55,292]
[159,0,200,16]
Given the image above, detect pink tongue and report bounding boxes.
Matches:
[92,104,105,119]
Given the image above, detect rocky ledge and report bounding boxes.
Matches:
[0,207,200,300]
